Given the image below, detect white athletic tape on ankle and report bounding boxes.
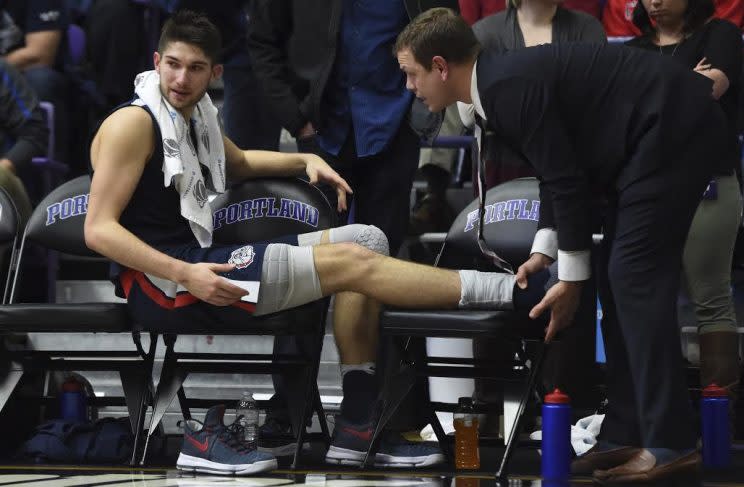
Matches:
[458,270,516,310]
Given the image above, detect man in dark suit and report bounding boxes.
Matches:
[394,7,729,483]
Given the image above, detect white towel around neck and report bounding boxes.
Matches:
[132,70,226,248]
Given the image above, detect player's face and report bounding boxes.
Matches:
[397,48,450,112]
[642,0,687,26]
[154,41,223,113]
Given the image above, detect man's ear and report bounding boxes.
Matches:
[212,63,224,80]
[432,55,448,80]
[153,51,161,73]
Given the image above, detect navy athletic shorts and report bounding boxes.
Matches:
[117,234,298,332]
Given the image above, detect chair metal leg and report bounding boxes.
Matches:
[129,334,158,466]
[291,367,316,469]
[290,324,327,469]
[502,383,522,446]
[496,342,547,479]
[121,369,149,434]
[362,361,418,468]
[141,337,187,465]
[0,361,24,413]
[426,403,452,460]
[315,388,330,446]
[177,386,191,421]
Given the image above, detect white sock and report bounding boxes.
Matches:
[458,270,515,310]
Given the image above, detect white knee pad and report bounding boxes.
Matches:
[254,243,324,316]
[297,224,389,256]
[352,224,389,256]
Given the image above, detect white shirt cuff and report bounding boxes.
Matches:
[530,228,558,260]
[557,250,591,281]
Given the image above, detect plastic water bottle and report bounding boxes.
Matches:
[453,397,480,469]
[541,389,571,481]
[60,376,87,422]
[701,383,730,469]
[236,392,259,450]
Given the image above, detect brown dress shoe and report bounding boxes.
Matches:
[571,445,642,474]
[593,448,701,483]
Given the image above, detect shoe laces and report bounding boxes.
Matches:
[220,416,250,452]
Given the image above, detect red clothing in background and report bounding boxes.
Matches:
[564,0,601,17]
[714,0,743,28]
[602,0,641,36]
[603,0,743,36]
[459,0,506,25]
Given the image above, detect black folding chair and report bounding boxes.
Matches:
[0,176,156,465]
[139,177,335,468]
[364,177,549,477]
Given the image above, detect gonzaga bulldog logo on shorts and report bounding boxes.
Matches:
[228,245,255,269]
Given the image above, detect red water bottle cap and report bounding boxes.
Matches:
[62,377,83,392]
[702,383,728,398]
[545,388,570,404]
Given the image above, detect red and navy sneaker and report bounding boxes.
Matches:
[324,416,444,467]
[177,405,278,475]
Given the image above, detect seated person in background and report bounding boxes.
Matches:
[0,0,70,163]
[602,0,743,36]
[626,0,743,435]
[0,58,47,222]
[85,10,555,475]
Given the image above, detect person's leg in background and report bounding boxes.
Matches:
[0,166,47,303]
[84,0,146,108]
[683,172,742,435]
[409,104,462,235]
[354,123,420,257]
[0,167,32,224]
[221,50,282,151]
[0,166,31,283]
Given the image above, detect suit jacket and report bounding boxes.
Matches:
[474,43,719,253]
[247,0,457,139]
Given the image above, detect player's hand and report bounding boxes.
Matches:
[529,280,583,343]
[180,262,248,306]
[303,154,353,212]
[515,252,553,289]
